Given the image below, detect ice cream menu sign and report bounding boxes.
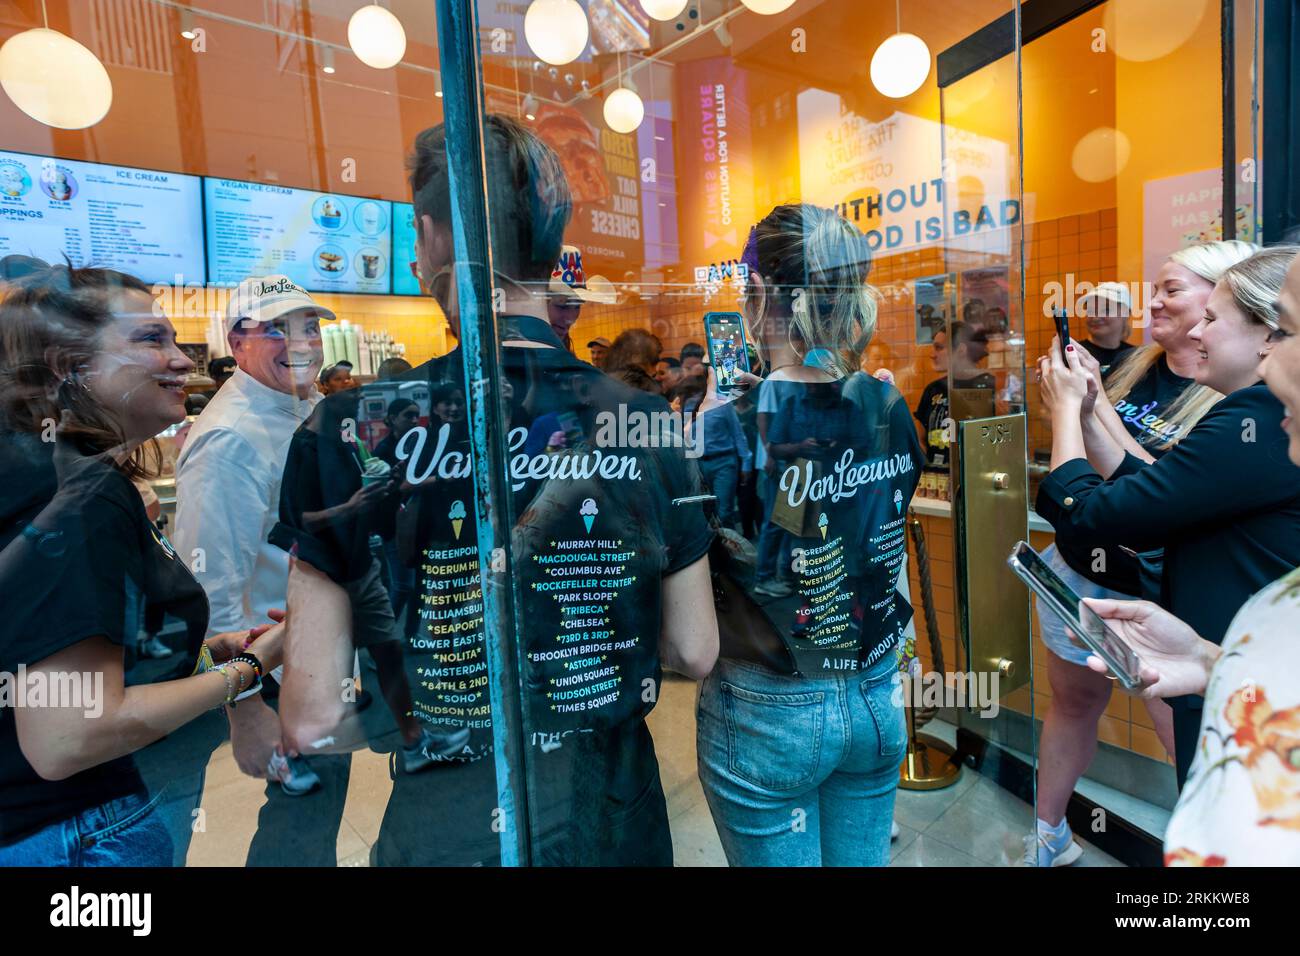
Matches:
[204,178,392,293]
[0,151,204,284]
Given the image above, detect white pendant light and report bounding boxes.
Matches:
[639,0,688,20]
[870,2,930,99]
[348,4,407,70]
[739,0,797,14]
[524,0,589,67]
[604,87,644,134]
[0,27,112,129]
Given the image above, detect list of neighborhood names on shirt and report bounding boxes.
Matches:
[529,532,639,719]
[798,530,853,648]
[412,544,489,739]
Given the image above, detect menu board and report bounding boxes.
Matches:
[205,178,392,294]
[391,201,421,296]
[0,151,204,284]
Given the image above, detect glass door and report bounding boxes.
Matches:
[444,0,1029,866]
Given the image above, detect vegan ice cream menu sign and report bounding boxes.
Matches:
[204,178,393,294]
[0,151,205,284]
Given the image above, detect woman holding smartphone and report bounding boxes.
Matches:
[1082,248,1300,865]
[1030,240,1255,866]
[697,203,924,866]
[0,265,284,866]
[1037,247,1300,823]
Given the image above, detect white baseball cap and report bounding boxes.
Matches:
[225,275,335,334]
[1078,281,1132,316]
[548,245,618,305]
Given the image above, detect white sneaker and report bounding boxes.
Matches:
[753,580,793,598]
[1023,819,1084,867]
[891,820,901,841]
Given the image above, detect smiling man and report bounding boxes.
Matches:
[173,276,329,804]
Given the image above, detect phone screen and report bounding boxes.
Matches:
[704,312,750,391]
[1008,541,1142,685]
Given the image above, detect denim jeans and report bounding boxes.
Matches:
[699,456,740,528]
[0,789,173,866]
[697,650,906,866]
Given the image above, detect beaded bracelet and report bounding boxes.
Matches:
[213,664,236,707]
[228,652,264,684]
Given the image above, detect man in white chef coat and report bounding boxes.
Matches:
[174,276,331,800]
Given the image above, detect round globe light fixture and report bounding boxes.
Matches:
[603,87,644,134]
[0,28,112,129]
[1071,127,1132,183]
[524,0,590,67]
[870,32,931,99]
[739,0,797,13]
[639,0,689,19]
[348,4,407,70]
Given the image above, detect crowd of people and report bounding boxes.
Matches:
[1,110,1298,869]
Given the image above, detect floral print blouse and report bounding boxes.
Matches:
[1164,567,1300,866]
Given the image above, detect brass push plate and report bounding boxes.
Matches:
[954,415,1031,698]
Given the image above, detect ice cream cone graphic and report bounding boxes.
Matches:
[449,500,467,540]
[894,489,904,515]
[580,497,599,534]
[818,512,828,540]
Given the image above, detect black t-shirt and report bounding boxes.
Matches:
[739,373,924,675]
[0,438,215,845]
[1054,353,1196,594]
[1110,352,1195,449]
[1079,338,1136,378]
[913,372,996,469]
[271,315,712,865]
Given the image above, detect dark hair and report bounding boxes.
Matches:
[680,342,705,362]
[0,263,160,478]
[430,381,465,405]
[376,357,413,379]
[384,397,418,424]
[658,356,681,369]
[948,320,988,360]
[605,328,662,376]
[407,114,572,283]
[319,361,352,384]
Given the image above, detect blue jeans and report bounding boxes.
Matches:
[697,650,906,866]
[699,456,740,528]
[0,789,173,866]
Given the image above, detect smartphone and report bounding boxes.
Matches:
[1006,541,1144,689]
[1052,308,1071,361]
[704,312,751,395]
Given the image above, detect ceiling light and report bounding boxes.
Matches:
[180,10,197,40]
[348,4,407,70]
[739,0,797,14]
[524,0,589,66]
[639,0,688,20]
[604,87,644,134]
[870,32,931,98]
[0,28,113,129]
[321,46,336,74]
